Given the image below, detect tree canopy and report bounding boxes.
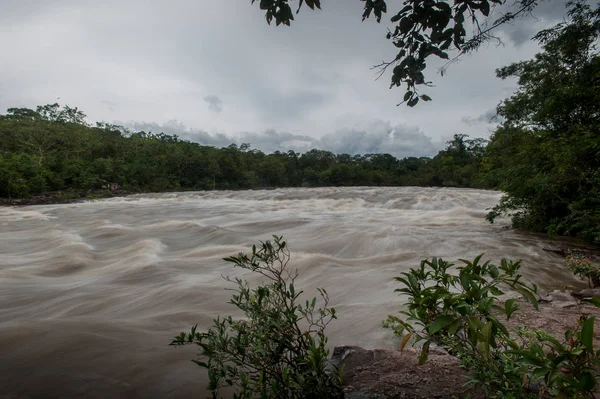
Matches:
[485,1,600,244]
[0,105,489,200]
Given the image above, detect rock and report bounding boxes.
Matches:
[575,288,600,299]
[333,297,600,399]
[332,346,482,399]
[538,290,579,308]
[542,246,568,256]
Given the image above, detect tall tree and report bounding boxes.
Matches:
[485,1,600,243]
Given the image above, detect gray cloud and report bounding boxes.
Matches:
[124,119,441,159]
[100,99,117,112]
[319,121,439,158]
[204,95,223,113]
[233,129,314,153]
[462,108,499,126]
[257,90,330,121]
[0,0,562,149]
[495,0,570,46]
[125,120,230,147]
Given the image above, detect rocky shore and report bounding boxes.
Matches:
[334,289,600,399]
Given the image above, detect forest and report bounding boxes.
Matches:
[0,105,488,194]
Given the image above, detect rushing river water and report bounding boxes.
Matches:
[0,187,585,398]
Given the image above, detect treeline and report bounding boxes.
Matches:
[0,104,489,197]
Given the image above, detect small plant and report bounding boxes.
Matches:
[512,315,600,398]
[385,255,600,398]
[171,236,343,399]
[384,255,539,396]
[566,251,600,288]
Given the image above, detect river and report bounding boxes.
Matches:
[0,187,583,398]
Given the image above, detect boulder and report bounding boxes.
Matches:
[331,346,482,399]
[575,288,600,299]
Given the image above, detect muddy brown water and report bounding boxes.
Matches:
[0,187,586,398]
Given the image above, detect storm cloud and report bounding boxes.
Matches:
[0,0,570,156]
[319,121,439,158]
[128,119,440,159]
[495,0,569,46]
[203,95,223,113]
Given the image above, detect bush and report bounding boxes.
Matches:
[171,236,344,399]
[566,251,600,288]
[384,255,600,398]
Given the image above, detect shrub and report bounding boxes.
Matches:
[384,255,600,398]
[512,317,599,398]
[171,236,343,399]
[566,251,600,288]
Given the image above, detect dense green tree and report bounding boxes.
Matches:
[485,1,600,243]
[0,103,489,200]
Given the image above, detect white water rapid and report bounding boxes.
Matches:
[0,187,583,398]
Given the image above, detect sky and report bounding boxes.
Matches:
[0,0,569,158]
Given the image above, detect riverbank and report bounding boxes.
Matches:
[336,289,600,399]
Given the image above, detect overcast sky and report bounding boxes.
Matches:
[0,0,568,157]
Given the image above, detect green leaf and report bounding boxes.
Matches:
[448,319,462,335]
[480,0,490,17]
[391,12,403,23]
[428,315,454,334]
[583,297,600,308]
[407,97,419,107]
[504,298,520,319]
[581,316,595,352]
[539,333,564,351]
[480,321,492,358]
[408,273,419,290]
[420,94,432,101]
[530,368,548,381]
[489,265,499,279]
[514,352,545,367]
[399,17,414,34]
[460,273,471,291]
[578,371,596,391]
[259,0,271,11]
[513,284,538,310]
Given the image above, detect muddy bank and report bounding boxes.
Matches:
[335,290,600,399]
